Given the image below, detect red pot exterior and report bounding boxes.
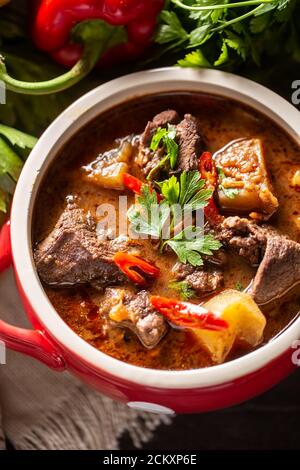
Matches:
[14,270,297,413]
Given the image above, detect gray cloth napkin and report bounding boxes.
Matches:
[0,269,171,450]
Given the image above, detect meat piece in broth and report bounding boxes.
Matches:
[214,138,278,220]
[34,203,139,289]
[248,235,300,305]
[172,262,224,297]
[136,110,203,179]
[216,216,273,266]
[136,109,180,178]
[176,114,204,172]
[104,289,168,349]
[216,216,300,305]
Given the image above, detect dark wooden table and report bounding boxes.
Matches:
[120,368,300,450]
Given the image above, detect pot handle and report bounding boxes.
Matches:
[0,221,65,370]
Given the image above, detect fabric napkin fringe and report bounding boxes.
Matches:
[14,385,172,450]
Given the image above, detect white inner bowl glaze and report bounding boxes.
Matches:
[11,67,300,389]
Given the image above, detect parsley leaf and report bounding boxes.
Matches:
[189,24,212,47]
[127,186,170,239]
[128,173,219,267]
[150,127,167,152]
[165,226,222,267]
[178,49,211,67]
[159,175,180,205]
[150,124,179,170]
[0,124,37,156]
[169,280,197,300]
[158,171,212,210]
[156,10,189,44]
[0,123,37,214]
[179,171,212,208]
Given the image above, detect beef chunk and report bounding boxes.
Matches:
[124,291,168,348]
[140,109,180,147]
[137,110,180,179]
[176,114,204,172]
[34,203,129,288]
[215,215,300,305]
[247,235,300,305]
[105,289,168,348]
[215,216,275,266]
[136,110,203,179]
[151,109,180,130]
[172,262,224,296]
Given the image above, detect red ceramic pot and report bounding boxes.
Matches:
[1,68,300,414]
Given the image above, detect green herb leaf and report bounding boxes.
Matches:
[150,127,167,152]
[157,0,297,73]
[179,171,206,206]
[169,280,197,300]
[0,128,30,214]
[0,136,23,181]
[127,185,170,239]
[178,49,211,67]
[156,10,189,44]
[214,41,229,66]
[165,227,222,267]
[0,124,37,156]
[235,281,244,292]
[159,175,180,205]
[150,124,179,171]
[159,171,212,210]
[189,25,212,47]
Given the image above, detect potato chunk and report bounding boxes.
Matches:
[192,289,266,364]
[214,138,278,220]
[82,141,133,190]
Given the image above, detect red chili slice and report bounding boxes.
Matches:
[123,173,143,195]
[199,151,223,226]
[123,173,162,202]
[114,252,160,286]
[151,296,228,331]
[199,151,218,188]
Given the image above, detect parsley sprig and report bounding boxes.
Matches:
[158,171,213,210]
[169,280,197,300]
[155,1,297,69]
[127,171,221,267]
[127,185,170,239]
[148,124,179,179]
[0,124,37,215]
[164,227,222,267]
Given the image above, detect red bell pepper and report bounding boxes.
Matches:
[150,296,228,331]
[199,151,223,225]
[0,1,163,95]
[0,221,12,273]
[114,252,160,286]
[34,0,164,68]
